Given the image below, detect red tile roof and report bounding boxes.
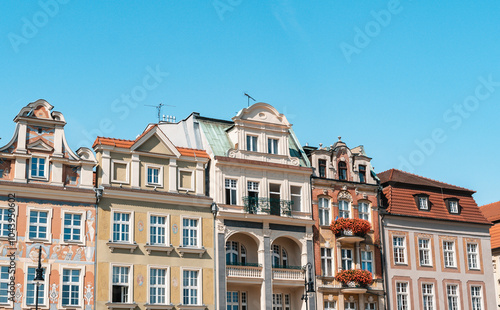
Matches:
[378,169,474,193]
[480,201,500,222]
[490,224,500,249]
[379,169,490,225]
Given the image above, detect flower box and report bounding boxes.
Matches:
[335,269,373,286]
[330,218,371,237]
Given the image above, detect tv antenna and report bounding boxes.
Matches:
[244,93,256,107]
[145,103,175,123]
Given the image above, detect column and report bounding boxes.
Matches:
[355,242,361,269]
[338,292,344,310]
[17,122,27,152]
[217,220,227,309]
[169,158,177,192]
[263,225,272,310]
[195,162,204,195]
[336,242,342,271]
[359,293,365,310]
[130,154,140,188]
[307,238,317,310]
[101,150,111,185]
[53,126,63,157]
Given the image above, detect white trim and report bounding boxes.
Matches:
[0,204,16,240]
[177,169,194,191]
[147,212,170,247]
[145,164,164,188]
[29,155,49,180]
[60,209,86,245]
[180,267,202,306]
[111,160,130,184]
[26,206,53,243]
[0,263,13,307]
[395,281,410,310]
[147,265,170,305]
[289,184,302,212]
[58,264,85,308]
[393,235,407,265]
[109,210,134,244]
[180,216,202,248]
[23,262,50,309]
[109,263,134,304]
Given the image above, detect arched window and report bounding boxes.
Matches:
[339,200,350,218]
[358,202,370,221]
[282,248,288,268]
[240,245,247,264]
[318,198,331,226]
[272,245,288,268]
[272,245,281,267]
[226,241,247,265]
[338,161,347,180]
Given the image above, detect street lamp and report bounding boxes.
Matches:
[33,246,44,310]
[210,202,219,309]
[302,262,315,310]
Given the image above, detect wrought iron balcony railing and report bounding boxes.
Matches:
[242,196,293,216]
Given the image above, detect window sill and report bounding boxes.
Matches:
[145,304,175,310]
[145,244,174,255]
[60,240,85,246]
[177,305,207,310]
[105,302,138,309]
[146,183,164,188]
[26,238,51,244]
[106,241,138,253]
[177,246,206,258]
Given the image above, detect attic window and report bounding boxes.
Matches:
[338,161,347,180]
[445,198,460,214]
[38,128,42,134]
[414,194,430,211]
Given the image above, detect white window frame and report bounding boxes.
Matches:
[338,200,350,219]
[358,202,370,221]
[449,200,459,214]
[181,216,201,248]
[246,135,258,152]
[290,185,302,212]
[225,179,238,205]
[318,198,330,226]
[419,196,429,210]
[177,169,194,191]
[26,207,53,243]
[396,281,410,310]
[443,240,456,268]
[361,250,373,274]
[24,263,50,308]
[446,284,459,310]
[467,243,479,270]
[181,268,202,306]
[145,164,163,187]
[111,159,130,184]
[59,265,84,308]
[30,156,49,180]
[418,238,432,267]
[109,264,133,304]
[393,236,407,264]
[341,248,353,270]
[60,210,86,245]
[147,213,169,246]
[110,210,134,244]
[0,206,13,239]
[345,301,356,310]
[471,285,483,310]
[365,302,376,310]
[0,264,13,307]
[324,301,337,310]
[321,247,334,277]
[422,283,435,310]
[148,265,170,305]
[268,138,279,154]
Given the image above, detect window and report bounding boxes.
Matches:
[225,179,237,205]
[227,291,247,310]
[318,198,330,226]
[345,302,356,310]
[290,186,301,211]
[338,161,347,180]
[0,208,11,237]
[269,184,281,216]
[268,138,279,154]
[30,157,46,178]
[449,200,459,214]
[325,301,337,310]
[29,210,49,240]
[321,248,333,276]
[146,165,162,186]
[272,293,290,310]
[471,286,482,310]
[112,212,131,243]
[418,238,431,266]
[467,243,479,270]
[63,213,83,243]
[182,218,199,247]
[0,266,9,304]
[358,202,370,221]
[111,160,129,183]
[318,159,327,178]
[149,215,167,246]
[446,284,459,310]
[272,245,288,268]
[365,303,376,310]
[26,267,46,306]
[418,196,429,210]
[246,135,257,152]
[339,200,350,219]
[182,270,200,305]
[226,241,247,265]
[149,268,167,304]
[422,283,434,310]
[359,165,366,183]
[393,236,406,264]
[396,282,409,310]
[112,266,130,303]
[341,249,353,270]
[443,241,456,268]
[247,181,259,212]
[62,269,81,306]
[361,250,373,273]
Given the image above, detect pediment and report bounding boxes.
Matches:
[233,102,290,126]
[27,139,53,152]
[132,127,180,157]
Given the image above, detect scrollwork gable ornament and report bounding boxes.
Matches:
[338,190,352,202]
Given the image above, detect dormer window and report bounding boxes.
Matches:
[318,159,327,178]
[445,198,460,214]
[268,138,278,154]
[30,157,46,178]
[338,161,347,180]
[359,165,366,183]
[246,135,258,152]
[414,194,430,211]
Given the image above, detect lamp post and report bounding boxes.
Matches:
[210,202,219,309]
[33,246,44,310]
[302,262,315,310]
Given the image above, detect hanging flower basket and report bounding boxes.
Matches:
[335,269,373,286]
[330,218,371,236]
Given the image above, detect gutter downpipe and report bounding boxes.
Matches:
[93,186,103,310]
[377,184,389,310]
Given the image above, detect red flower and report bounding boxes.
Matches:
[330,218,371,235]
[335,269,373,285]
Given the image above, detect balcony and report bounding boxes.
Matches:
[242,196,292,216]
[331,218,371,244]
[226,263,263,283]
[335,269,372,294]
[272,265,304,286]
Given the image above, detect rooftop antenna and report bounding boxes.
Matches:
[244,93,256,107]
[145,103,175,123]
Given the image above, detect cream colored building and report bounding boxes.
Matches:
[93,124,215,310]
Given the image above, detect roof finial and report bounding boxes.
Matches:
[338,136,342,141]
[319,143,323,149]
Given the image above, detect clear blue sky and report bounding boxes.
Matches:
[1,1,499,206]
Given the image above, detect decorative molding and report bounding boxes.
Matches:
[144,244,174,255]
[176,246,206,258]
[338,190,352,202]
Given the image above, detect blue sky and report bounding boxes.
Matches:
[1,1,499,206]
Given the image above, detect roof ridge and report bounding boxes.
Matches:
[380,168,473,192]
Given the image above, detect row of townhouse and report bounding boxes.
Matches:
[0,99,496,310]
